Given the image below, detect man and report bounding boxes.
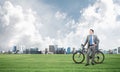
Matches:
[83,29,99,66]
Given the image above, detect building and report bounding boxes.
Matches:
[30,48,39,54]
[45,48,48,54]
[12,46,19,54]
[72,48,76,54]
[66,47,71,54]
[56,47,65,54]
[118,47,120,54]
[112,49,117,54]
[49,45,58,54]
[23,49,29,54]
[19,45,25,54]
[110,47,120,54]
[23,48,40,54]
[12,46,17,53]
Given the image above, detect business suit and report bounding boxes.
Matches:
[84,34,99,64]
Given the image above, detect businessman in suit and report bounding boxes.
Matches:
[83,29,99,66]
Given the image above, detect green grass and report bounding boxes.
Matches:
[0,54,120,72]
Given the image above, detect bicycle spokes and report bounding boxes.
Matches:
[72,51,85,64]
[94,51,105,64]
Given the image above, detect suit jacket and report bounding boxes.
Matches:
[84,35,99,49]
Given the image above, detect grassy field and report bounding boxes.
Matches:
[0,54,120,72]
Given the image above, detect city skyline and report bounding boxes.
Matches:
[0,0,120,51]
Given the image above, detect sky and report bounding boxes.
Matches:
[0,0,120,51]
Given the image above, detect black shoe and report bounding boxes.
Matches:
[91,62,94,65]
[85,64,89,66]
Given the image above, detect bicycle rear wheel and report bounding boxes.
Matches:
[94,50,105,64]
[72,51,85,64]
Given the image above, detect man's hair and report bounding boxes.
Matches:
[90,29,94,33]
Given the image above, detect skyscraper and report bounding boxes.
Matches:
[49,45,58,54]
[118,47,120,54]
[12,46,17,53]
[67,47,71,54]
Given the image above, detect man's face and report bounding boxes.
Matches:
[89,30,93,35]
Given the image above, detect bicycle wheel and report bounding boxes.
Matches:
[94,51,105,64]
[72,51,85,64]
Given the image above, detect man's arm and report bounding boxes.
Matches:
[95,35,100,50]
[96,35,99,44]
[94,35,99,46]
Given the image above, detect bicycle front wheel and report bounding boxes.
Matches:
[94,50,105,64]
[72,51,85,64]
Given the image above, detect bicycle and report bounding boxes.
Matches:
[72,44,105,64]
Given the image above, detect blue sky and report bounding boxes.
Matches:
[0,0,120,51]
[41,0,96,20]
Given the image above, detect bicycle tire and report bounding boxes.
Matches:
[94,50,105,64]
[72,51,85,64]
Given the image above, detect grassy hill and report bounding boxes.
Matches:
[0,54,120,72]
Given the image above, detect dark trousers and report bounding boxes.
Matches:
[86,46,95,64]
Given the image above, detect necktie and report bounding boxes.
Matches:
[90,35,92,45]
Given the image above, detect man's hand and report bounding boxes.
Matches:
[81,44,84,47]
[94,44,97,46]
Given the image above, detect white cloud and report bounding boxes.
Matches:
[0,0,120,51]
[0,1,43,50]
[0,1,74,51]
[55,11,67,20]
[75,0,120,50]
